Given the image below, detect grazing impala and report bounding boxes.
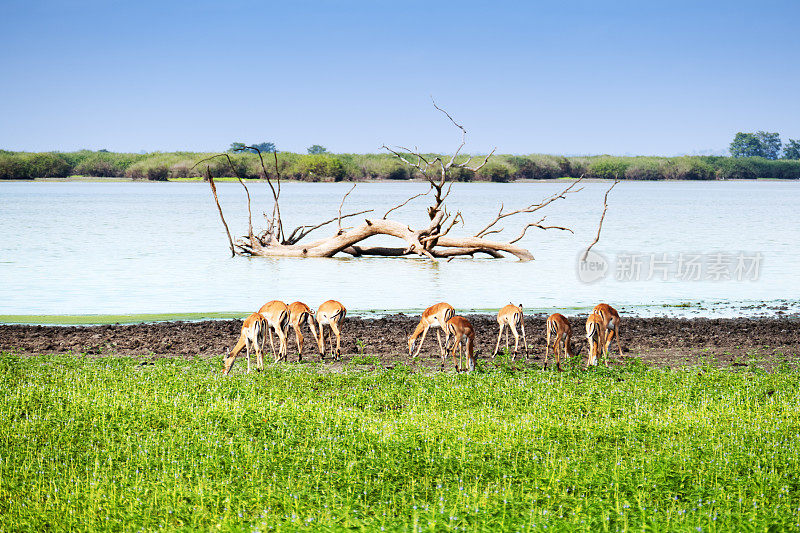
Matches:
[222,312,267,375]
[585,312,606,368]
[408,302,455,359]
[544,313,576,371]
[288,301,319,361]
[257,300,291,364]
[492,304,528,360]
[445,315,476,372]
[317,300,346,361]
[592,303,623,359]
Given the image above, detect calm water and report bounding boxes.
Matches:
[1,180,799,319]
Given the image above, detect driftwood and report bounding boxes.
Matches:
[582,178,620,261]
[198,101,596,261]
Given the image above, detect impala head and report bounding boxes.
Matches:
[571,342,582,359]
[407,336,416,356]
[222,349,232,375]
[566,340,577,358]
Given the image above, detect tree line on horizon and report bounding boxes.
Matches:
[729,131,800,160]
[1,131,799,181]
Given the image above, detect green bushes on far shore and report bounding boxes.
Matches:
[2,149,800,181]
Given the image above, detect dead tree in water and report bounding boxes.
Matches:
[199,101,584,261]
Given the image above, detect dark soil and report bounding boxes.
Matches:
[2,314,799,372]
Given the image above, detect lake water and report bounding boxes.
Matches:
[1,180,799,320]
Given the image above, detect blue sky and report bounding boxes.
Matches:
[1,0,798,155]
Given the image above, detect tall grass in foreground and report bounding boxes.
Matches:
[1,354,799,531]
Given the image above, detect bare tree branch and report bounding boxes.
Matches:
[380,145,430,174]
[474,175,585,237]
[508,219,574,244]
[581,179,620,261]
[243,146,284,243]
[216,153,255,244]
[205,167,237,257]
[337,184,357,232]
[455,147,497,172]
[431,96,469,168]
[421,211,463,244]
[192,149,285,244]
[383,185,432,218]
[284,209,373,245]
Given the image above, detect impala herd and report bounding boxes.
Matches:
[222,300,623,375]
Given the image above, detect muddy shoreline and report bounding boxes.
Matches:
[2,314,799,372]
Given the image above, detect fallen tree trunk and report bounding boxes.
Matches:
[200,101,603,262]
[233,218,527,259]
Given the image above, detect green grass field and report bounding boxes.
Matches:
[1,353,799,531]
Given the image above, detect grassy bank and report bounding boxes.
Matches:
[1,353,799,531]
[2,149,800,181]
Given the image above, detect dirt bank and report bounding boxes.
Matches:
[2,314,799,372]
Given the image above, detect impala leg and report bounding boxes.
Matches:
[318,324,326,361]
[616,328,623,359]
[270,327,279,363]
[493,323,505,358]
[544,327,551,370]
[294,324,303,360]
[508,321,520,361]
[255,335,263,371]
[267,328,276,362]
[279,328,288,362]
[585,340,591,370]
[521,318,528,358]
[413,326,430,358]
[307,315,320,355]
[556,337,563,372]
[245,342,251,374]
[441,330,449,370]
[436,329,444,359]
[451,334,461,372]
[330,320,342,361]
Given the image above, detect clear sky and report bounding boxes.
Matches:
[1,0,798,156]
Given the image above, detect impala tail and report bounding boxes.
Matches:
[585,317,603,367]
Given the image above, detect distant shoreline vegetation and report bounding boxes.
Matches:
[2,149,800,181]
